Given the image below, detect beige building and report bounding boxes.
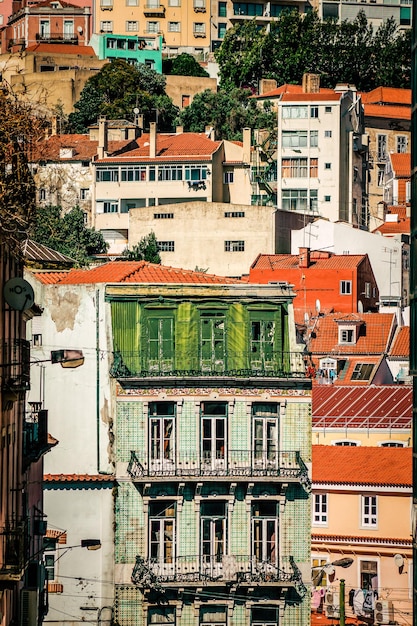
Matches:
[311,445,412,625]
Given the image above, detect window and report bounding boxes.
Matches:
[218,1,226,15]
[100,20,113,31]
[32,334,42,346]
[97,167,119,182]
[400,6,411,25]
[147,316,174,370]
[154,212,174,219]
[310,158,318,177]
[147,21,160,32]
[224,171,234,183]
[252,501,278,566]
[201,402,227,470]
[126,0,138,5]
[168,21,180,31]
[282,105,308,119]
[310,130,318,147]
[149,402,175,468]
[313,493,327,525]
[325,106,332,113]
[377,167,384,186]
[324,195,331,202]
[310,106,319,118]
[63,20,74,38]
[158,165,183,181]
[149,501,175,567]
[360,560,378,590]
[194,0,205,9]
[339,329,354,344]
[281,158,308,178]
[225,240,244,251]
[121,165,147,181]
[44,553,55,581]
[324,130,332,138]
[185,165,207,181]
[200,314,225,372]
[380,441,406,447]
[281,130,307,148]
[218,22,227,37]
[182,95,190,107]
[40,19,50,37]
[158,241,175,252]
[333,440,359,446]
[252,403,279,468]
[193,22,205,35]
[252,607,278,626]
[201,502,227,575]
[104,201,118,213]
[351,363,374,381]
[282,189,308,211]
[126,20,138,30]
[361,496,377,528]
[168,0,180,5]
[39,188,46,201]
[200,605,227,626]
[396,135,407,153]
[233,2,262,15]
[80,188,89,200]
[148,607,175,626]
[250,316,276,371]
[364,282,371,298]
[340,280,352,295]
[377,134,387,161]
[224,211,245,217]
[325,162,331,170]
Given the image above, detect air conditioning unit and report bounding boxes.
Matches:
[20,589,37,626]
[375,600,394,624]
[325,590,340,606]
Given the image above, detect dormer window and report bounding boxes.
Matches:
[339,329,354,344]
[336,316,363,345]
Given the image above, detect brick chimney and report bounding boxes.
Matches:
[98,116,108,159]
[299,247,311,268]
[302,73,320,94]
[242,127,251,165]
[149,122,156,158]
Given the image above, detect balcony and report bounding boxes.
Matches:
[35,33,78,44]
[127,449,310,488]
[143,3,165,15]
[0,520,28,582]
[110,351,308,384]
[0,339,30,392]
[23,408,49,465]
[132,554,307,596]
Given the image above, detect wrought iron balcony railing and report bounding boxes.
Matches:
[0,519,28,580]
[24,409,49,464]
[110,351,307,380]
[35,33,78,43]
[127,449,311,489]
[0,339,30,392]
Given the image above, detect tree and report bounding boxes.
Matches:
[122,232,161,263]
[68,60,179,133]
[178,88,276,140]
[30,206,108,266]
[163,53,210,77]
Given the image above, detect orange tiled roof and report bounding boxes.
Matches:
[25,43,97,56]
[319,355,381,386]
[387,205,408,219]
[312,533,412,546]
[363,103,411,121]
[44,474,114,482]
[361,86,411,106]
[311,611,360,626]
[308,312,396,355]
[32,0,82,7]
[312,445,412,486]
[389,326,410,358]
[250,252,366,271]
[96,132,221,163]
[374,217,410,235]
[280,92,342,103]
[31,134,132,162]
[390,152,411,177]
[253,84,334,99]
[34,271,70,284]
[34,261,240,285]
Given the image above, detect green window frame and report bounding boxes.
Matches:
[200,312,225,372]
[147,316,174,371]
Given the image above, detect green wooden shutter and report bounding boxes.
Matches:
[176,303,199,371]
[227,304,248,371]
[110,301,141,374]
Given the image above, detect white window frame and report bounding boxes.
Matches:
[361,495,377,528]
[396,135,407,153]
[340,280,352,295]
[100,20,113,31]
[331,439,360,447]
[282,105,308,119]
[339,328,354,344]
[168,21,181,31]
[126,20,138,30]
[378,440,406,447]
[225,240,244,252]
[312,493,328,526]
[146,20,160,33]
[310,106,319,118]
[324,130,332,138]
[224,171,234,184]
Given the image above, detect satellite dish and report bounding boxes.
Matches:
[304,312,309,324]
[3,277,35,311]
[77,25,83,33]
[315,299,321,313]
[133,107,140,115]
[394,554,404,568]
[358,300,364,313]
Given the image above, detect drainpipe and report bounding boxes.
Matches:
[96,289,101,473]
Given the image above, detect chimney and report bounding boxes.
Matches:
[176,125,183,134]
[242,127,251,165]
[205,125,215,140]
[302,73,320,94]
[299,247,310,269]
[149,122,156,158]
[259,78,277,95]
[51,116,58,136]
[98,115,108,159]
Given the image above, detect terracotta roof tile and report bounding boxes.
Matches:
[44,474,114,482]
[308,312,396,355]
[312,445,411,486]
[323,355,381,386]
[390,152,411,177]
[389,326,409,357]
[312,533,411,545]
[25,43,97,56]
[363,103,411,120]
[31,134,132,162]
[34,271,72,284]
[374,217,410,235]
[35,261,240,285]
[312,384,412,429]
[253,84,335,99]
[361,86,411,105]
[280,92,342,103]
[250,252,366,271]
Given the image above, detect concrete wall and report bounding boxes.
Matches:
[165,74,217,108]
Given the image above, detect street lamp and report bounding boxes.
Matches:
[311,557,354,626]
[42,350,85,369]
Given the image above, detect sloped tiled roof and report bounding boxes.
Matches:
[312,445,411,487]
[390,152,411,177]
[25,43,97,56]
[31,134,133,162]
[361,87,411,106]
[322,355,381,386]
[250,252,366,271]
[44,474,114,482]
[313,384,412,429]
[374,217,410,235]
[280,92,342,103]
[23,239,76,265]
[34,261,239,285]
[253,84,335,99]
[389,326,410,358]
[308,312,396,355]
[96,132,222,163]
[363,103,411,121]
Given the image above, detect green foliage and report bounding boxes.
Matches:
[30,206,108,266]
[163,53,210,77]
[122,231,161,263]
[178,88,276,140]
[68,60,179,133]
[215,10,411,92]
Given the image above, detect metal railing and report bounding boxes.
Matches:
[0,519,28,580]
[132,554,295,587]
[0,339,30,391]
[36,33,78,43]
[127,449,309,483]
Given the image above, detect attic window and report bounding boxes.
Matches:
[351,363,374,381]
[59,147,75,159]
[339,328,354,344]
